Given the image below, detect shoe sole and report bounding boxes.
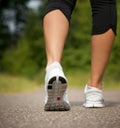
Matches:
[44,76,70,111]
[83,102,105,108]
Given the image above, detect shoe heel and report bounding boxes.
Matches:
[59,76,67,84]
[45,76,70,111]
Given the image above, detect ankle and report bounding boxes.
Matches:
[87,81,103,90]
[45,61,66,84]
[46,61,62,71]
[46,60,61,68]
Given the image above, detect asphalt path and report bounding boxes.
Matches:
[0,88,120,128]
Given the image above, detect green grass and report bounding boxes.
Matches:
[37,69,120,90]
[66,70,89,88]
[0,74,39,94]
[0,70,120,94]
[65,70,120,90]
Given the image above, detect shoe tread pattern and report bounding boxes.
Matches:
[45,76,70,111]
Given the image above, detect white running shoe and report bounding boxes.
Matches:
[44,62,70,111]
[83,85,105,108]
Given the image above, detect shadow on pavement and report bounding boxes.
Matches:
[70,101,120,108]
[105,101,120,107]
[70,101,83,107]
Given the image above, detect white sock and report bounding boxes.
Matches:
[45,62,66,84]
[84,85,102,93]
[46,61,62,73]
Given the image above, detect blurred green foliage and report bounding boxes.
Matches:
[0,74,38,93]
[2,10,45,77]
[0,0,120,81]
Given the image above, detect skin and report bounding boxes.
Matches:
[43,10,115,89]
[88,29,115,89]
[43,10,69,66]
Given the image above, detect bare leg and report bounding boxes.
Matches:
[88,29,115,89]
[43,10,69,67]
[43,10,71,111]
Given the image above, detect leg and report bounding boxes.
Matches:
[43,0,77,67]
[43,10,69,66]
[88,0,117,89]
[84,30,115,107]
[43,0,76,111]
[43,10,70,111]
[84,0,117,107]
[88,29,115,89]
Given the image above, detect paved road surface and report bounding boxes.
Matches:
[0,88,120,128]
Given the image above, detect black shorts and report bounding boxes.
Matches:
[44,0,117,35]
[90,0,117,35]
